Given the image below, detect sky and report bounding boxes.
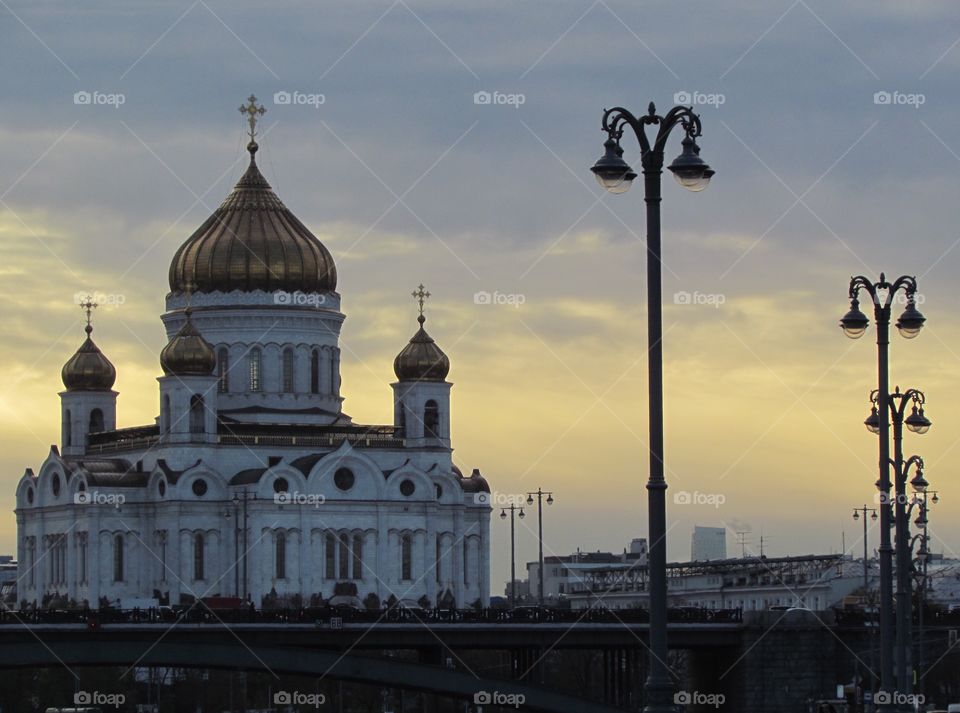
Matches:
[1,0,959,593]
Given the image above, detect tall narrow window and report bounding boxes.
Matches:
[113,534,124,582]
[89,408,104,433]
[162,395,171,434]
[26,538,35,587]
[463,540,469,586]
[158,531,167,583]
[193,532,204,581]
[63,410,72,447]
[78,532,87,585]
[275,532,287,580]
[352,534,363,580]
[325,533,336,579]
[330,350,338,395]
[248,348,262,392]
[338,533,349,580]
[436,535,442,584]
[218,348,229,393]
[310,350,320,394]
[189,394,205,435]
[282,347,295,393]
[424,400,439,438]
[401,534,412,581]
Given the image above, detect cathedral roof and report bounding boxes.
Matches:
[168,139,337,295]
[159,309,217,376]
[61,323,116,392]
[394,314,450,382]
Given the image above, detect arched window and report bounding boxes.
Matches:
[113,534,124,582]
[398,402,406,434]
[310,350,320,394]
[162,395,171,434]
[325,533,336,579]
[275,532,287,580]
[424,400,439,438]
[193,532,204,581]
[217,348,229,393]
[282,347,295,393]
[63,409,72,447]
[352,534,363,580]
[338,533,350,580]
[401,534,412,581]
[189,394,205,435]
[248,348,262,392]
[89,408,104,433]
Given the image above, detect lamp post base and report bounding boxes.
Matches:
[644,678,678,713]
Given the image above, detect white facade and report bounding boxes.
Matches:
[14,130,491,610]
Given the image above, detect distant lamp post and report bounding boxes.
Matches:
[841,273,924,702]
[591,101,712,713]
[500,504,525,608]
[526,488,554,607]
[868,387,931,696]
[853,505,879,692]
[907,481,937,701]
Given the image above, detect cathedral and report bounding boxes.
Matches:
[14,97,492,610]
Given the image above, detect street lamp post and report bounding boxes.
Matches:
[500,504,525,608]
[867,387,931,695]
[853,504,879,691]
[840,273,926,702]
[526,489,553,607]
[908,487,938,700]
[590,101,713,713]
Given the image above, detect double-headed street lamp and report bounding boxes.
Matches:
[591,102,713,713]
[867,387,932,694]
[840,273,926,700]
[526,489,553,607]
[908,486,938,699]
[500,504,525,608]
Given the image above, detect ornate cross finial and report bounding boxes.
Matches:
[238,94,266,144]
[412,283,430,324]
[78,295,98,336]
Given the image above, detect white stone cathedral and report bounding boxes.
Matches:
[14,97,491,610]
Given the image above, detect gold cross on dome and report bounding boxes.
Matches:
[239,94,266,142]
[78,295,98,334]
[412,284,431,317]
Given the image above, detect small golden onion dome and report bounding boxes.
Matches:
[394,314,450,382]
[168,142,337,295]
[160,310,216,376]
[61,325,116,391]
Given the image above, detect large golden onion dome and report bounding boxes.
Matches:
[160,310,216,376]
[394,314,450,382]
[62,324,117,391]
[168,141,337,295]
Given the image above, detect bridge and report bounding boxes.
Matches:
[1,610,957,711]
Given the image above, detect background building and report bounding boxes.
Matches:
[691,525,727,561]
